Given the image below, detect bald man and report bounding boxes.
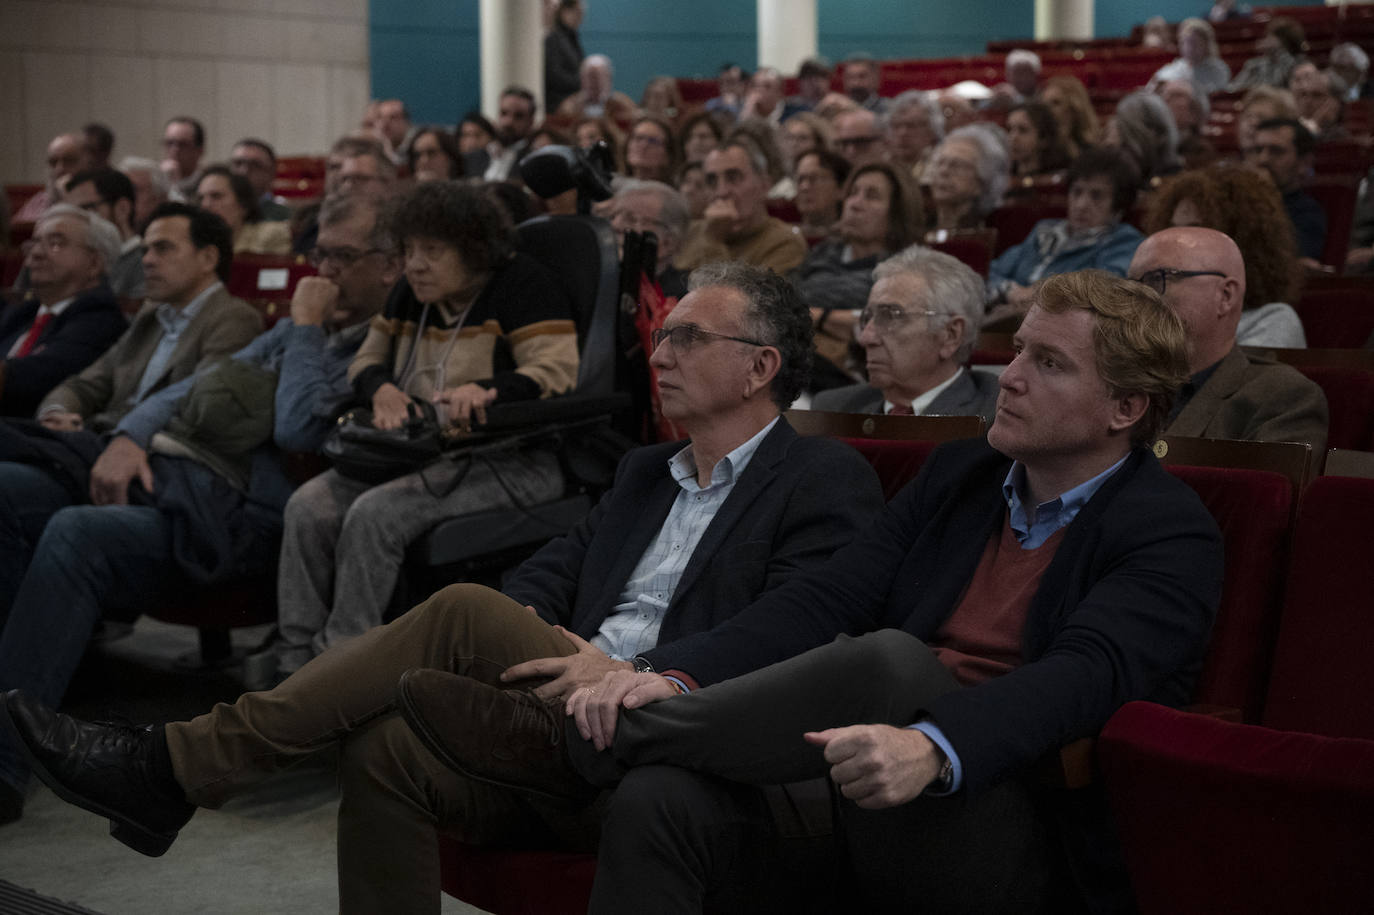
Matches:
[1128,227,1328,452]
[14,133,92,223]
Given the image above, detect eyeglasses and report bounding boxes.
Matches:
[629,133,666,148]
[23,233,89,256]
[1130,268,1227,295]
[309,245,384,268]
[857,304,947,333]
[836,135,881,149]
[650,323,770,352]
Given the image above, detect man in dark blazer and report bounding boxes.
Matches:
[3,265,883,910]
[388,270,1225,913]
[0,205,127,417]
[1131,227,1329,452]
[812,245,1000,422]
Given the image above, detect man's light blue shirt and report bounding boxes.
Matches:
[131,280,222,403]
[913,453,1130,793]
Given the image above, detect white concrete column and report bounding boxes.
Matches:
[1034,0,1093,41]
[758,0,817,73]
[480,0,545,117]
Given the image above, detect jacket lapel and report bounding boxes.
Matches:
[1167,346,1246,437]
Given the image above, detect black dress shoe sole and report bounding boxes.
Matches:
[0,700,177,857]
[396,670,583,804]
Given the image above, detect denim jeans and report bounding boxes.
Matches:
[0,461,77,623]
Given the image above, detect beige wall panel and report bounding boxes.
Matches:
[22,52,93,178]
[87,55,159,161]
[0,1,89,53]
[325,64,372,151]
[271,64,330,157]
[86,5,141,54]
[220,15,289,61]
[152,57,217,143]
[136,8,220,58]
[0,53,29,182]
[213,61,278,159]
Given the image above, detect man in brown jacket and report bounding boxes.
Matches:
[0,202,260,618]
[1130,226,1329,452]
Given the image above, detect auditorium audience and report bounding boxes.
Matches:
[989,48,1042,109]
[724,121,791,199]
[229,139,290,222]
[1103,91,1181,185]
[739,67,798,125]
[1329,42,1371,100]
[779,112,831,173]
[704,63,747,119]
[833,108,889,169]
[0,205,126,416]
[1236,85,1298,152]
[886,90,944,182]
[623,115,678,183]
[63,168,146,299]
[1006,101,1071,180]
[793,149,850,244]
[1129,227,1328,452]
[1228,16,1306,91]
[195,166,292,256]
[1289,62,1348,141]
[673,136,806,274]
[793,163,924,388]
[842,54,889,114]
[160,117,206,201]
[372,99,415,164]
[457,112,497,156]
[987,149,1143,321]
[407,127,464,182]
[1040,74,1101,157]
[1243,117,1326,263]
[556,54,637,125]
[470,86,538,182]
[14,133,91,224]
[679,112,724,166]
[1148,163,1306,348]
[788,57,835,114]
[639,76,684,123]
[1148,18,1230,94]
[812,245,996,420]
[927,124,1009,232]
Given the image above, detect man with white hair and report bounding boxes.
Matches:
[0,205,127,416]
[991,49,1042,108]
[116,156,171,233]
[555,53,636,123]
[609,179,692,297]
[1330,42,1371,100]
[813,246,998,420]
[833,108,889,169]
[887,90,944,182]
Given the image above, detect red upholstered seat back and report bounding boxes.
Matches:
[1293,279,1374,348]
[438,837,594,915]
[1165,465,1294,721]
[1290,365,1374,452]
[1099,701,1374,915]
[1263,475,1374,738]
[839,437,938,501]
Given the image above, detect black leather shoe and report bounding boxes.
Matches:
[397,669,596,803]
[1,690,194,856]
[0,778,22,825]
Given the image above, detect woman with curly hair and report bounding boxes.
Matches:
[1040,75,1101,158]
[265,182,580,681]
[1146,163,1306,347]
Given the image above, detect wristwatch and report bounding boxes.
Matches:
[631,656,656,674]
[928,756,954,794]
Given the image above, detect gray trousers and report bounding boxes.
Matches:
[578,630,1058,914]
[275,448,563,671]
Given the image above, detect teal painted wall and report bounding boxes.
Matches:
[369,0,1328,124]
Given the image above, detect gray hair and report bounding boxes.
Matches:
[1006,49,1042,73]
[37,203,123,275]
[117,155,170,198]
[687,262,813,409]
[1164,78,1211,123]
[319,193,395,253]
[873,244,985,364]
[940,124,1010,216]
[615,178,690,243]
[583,54,613,77]
[889,89,945,142]
[1113,91,1180,178]
[1332,41,1370,74]
[717,133,770,180]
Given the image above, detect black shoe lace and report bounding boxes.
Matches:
[508,692,564,748]
[88,718,153,756]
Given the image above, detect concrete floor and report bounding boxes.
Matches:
[0,618,484,915]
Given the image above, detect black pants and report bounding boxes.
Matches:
[573,630,1058,914]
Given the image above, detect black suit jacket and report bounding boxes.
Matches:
[660,437,1222,796]
[0,284,127,417]
[811,368,1001,422]
[502,418,884,668]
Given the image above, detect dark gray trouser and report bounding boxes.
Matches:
[577,630,1057,914]
[274,448,563,672]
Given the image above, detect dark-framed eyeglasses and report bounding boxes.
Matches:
[1129,268,1227,295]
[650,323,771,352]
[308,245,384,268]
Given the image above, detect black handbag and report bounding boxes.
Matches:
[322,399,446,484]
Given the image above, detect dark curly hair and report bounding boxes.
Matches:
[1068,147,1141,216]
[688,262,813,409]
[387,181,513,276]
[1145,162,1300,310]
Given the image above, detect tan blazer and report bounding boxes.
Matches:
[1165,344,1330,455]
[41,284,262,432]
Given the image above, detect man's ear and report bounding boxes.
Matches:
[1109,391,1149,435]
[746,345,783,400]
[938,316,966,362]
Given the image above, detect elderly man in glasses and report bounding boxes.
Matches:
[3,263,882,912]
[812,246,998,421]
[833,108,890,169]
[1129,226,1328,451]
[0,193,397,826]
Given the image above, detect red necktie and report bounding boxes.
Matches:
[888,402,915,415]
[14,312,53,358]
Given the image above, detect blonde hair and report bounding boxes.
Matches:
[1035,270,1189,445]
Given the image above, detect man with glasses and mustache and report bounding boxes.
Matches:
[1129,226,1328,451]
[2,264,881,911]
[813,246,998,421]
[0,194,396,826]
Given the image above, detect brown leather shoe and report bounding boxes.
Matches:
[396,668,596,803]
